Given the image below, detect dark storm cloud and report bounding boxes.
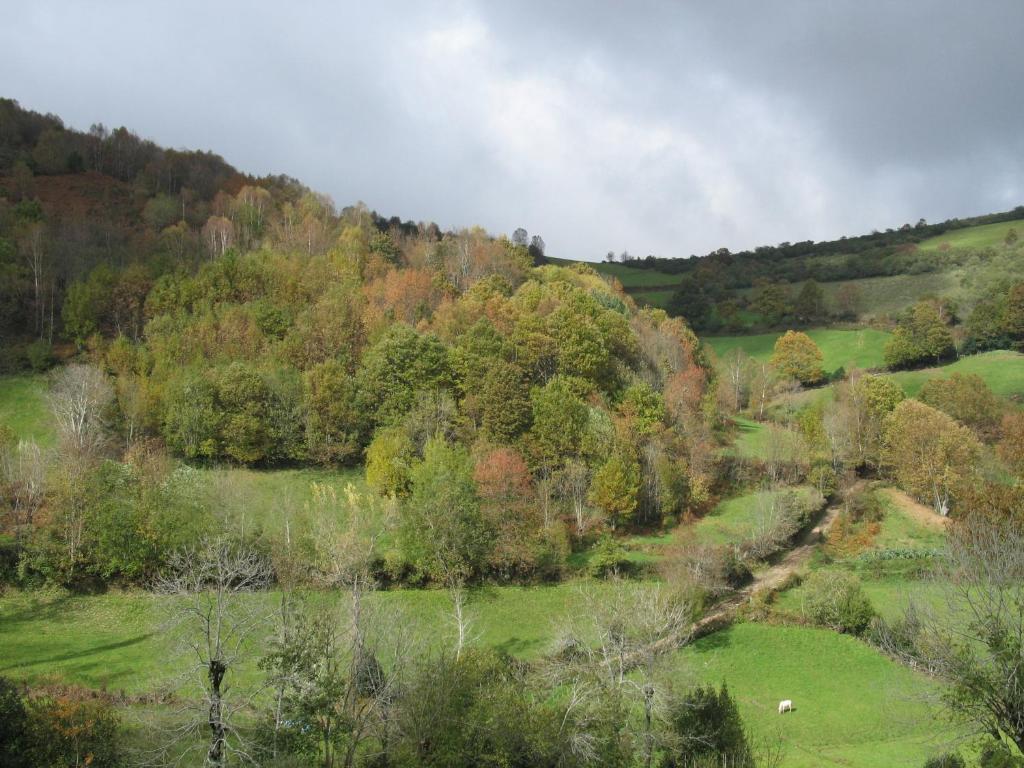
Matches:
[2,1,1022,259]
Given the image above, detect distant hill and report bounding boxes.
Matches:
[564,210,1024,332]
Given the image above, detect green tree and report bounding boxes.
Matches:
[399,437,493,582]
[356,324,452,429]
[477,361,532,442]
[365,426,414,496]
[162,373,222,460]
[304,359,362,465]
[770,330,825,385]
[883,400,981,516]
[884,300,955,368]
[794,279,825,323]
[526,375,588,469]
[919,373,1003,440]
[589,450,641,530]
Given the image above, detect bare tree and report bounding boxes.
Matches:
[880,516,1024,755]
[152,539,273,767]
[559,458,594,536]
[546,582,699,766]
[49,363,114,459]
[0,439,47,550]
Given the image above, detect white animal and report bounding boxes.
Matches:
[778,699,793,714]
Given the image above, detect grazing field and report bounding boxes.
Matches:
[679,622,945,768]
[0,587,951,765]
[917,218,1024,250]
[773,485,948,621]
[686,486,818,546]
[730,417,771,460]
[0,374,55,446]
[887,350,1024,400]
[704,327,892,373]
[0,582,646,692]
[816,271,959,319]
[630,288,675,308]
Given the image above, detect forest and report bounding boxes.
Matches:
[1,98,1024,768]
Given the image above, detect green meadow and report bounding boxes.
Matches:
[886,350,1024,400]
[917,217,1024,250]
[704,327,893,373]
[0,374,55,446]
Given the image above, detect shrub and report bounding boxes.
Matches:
[24,693,122,768]
[0,677,29,768]
[924,753,965,768]
[589,534,634,578]
[25,340,54,372]
[661,683,754,768]
[801,570,876,635]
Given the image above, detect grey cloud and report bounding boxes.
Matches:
[1,1,1022,260]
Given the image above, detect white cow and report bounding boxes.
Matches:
[778,699,793,714]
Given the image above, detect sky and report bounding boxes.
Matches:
[3,1,1023,261]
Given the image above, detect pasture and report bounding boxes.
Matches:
[0,585,950,765]
[686,486,818,546]
[887,350,1024,400]
[917,217,1024,250]
[680,622,945,767]
[704,327,892,373]
[0,373,55,446]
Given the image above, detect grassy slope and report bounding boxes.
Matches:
[0,588,946,765]
[917,218,1024,250]
[886,350,1024,400]
[680,622,942,767]
[704,328,892,373]
[688,486,816,546]
[0,374,55,446]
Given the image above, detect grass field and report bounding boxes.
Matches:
[730,417,772,460]
[917,218,1024,250]
[704,328,892,373]
[680,622,945,767]
[887,350,1024,400]
[0,586,949,765]
[0,374,55,446]
[687,486,818,546]
[631,288,675,308]
[197,466,368,537]
[0,581,667,694]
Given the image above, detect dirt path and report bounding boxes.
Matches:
[878,487,948,530]
[690,483,859,639]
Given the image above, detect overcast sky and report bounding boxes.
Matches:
[3,1,1023,260]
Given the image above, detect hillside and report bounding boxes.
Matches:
[579,210,1024,332]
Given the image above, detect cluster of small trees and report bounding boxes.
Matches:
[964,279,1024,353]
[883,299,956,369]
[670,277,845,332]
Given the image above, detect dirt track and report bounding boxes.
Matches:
[688,482,867,639]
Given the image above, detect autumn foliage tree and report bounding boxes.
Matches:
[770,330,825,386]
[883,399,981,516]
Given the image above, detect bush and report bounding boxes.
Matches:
[0,677,29,768]
[589,534,634,578]
[24,693,122,768]
[980,742,1024,768]
[661,683,754,768]
[923,753,965,768]
[801,570,876,635]
[25,339,54,372]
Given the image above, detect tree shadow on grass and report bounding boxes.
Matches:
[0,633,154,675]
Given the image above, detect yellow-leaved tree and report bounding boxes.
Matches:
[770,330,825,386]
[882,399,981,516]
